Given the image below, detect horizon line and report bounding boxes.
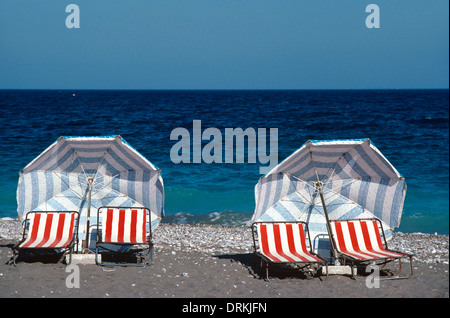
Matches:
[1,88,449,91]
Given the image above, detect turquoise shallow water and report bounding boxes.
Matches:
[0,89,448,234]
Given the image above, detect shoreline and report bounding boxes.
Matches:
[1,220,448,264]
[0,221,448,298]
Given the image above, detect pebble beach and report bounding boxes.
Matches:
[0,219,448,299]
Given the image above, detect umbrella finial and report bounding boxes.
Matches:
[313,181,324,191]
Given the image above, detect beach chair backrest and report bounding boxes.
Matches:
[100,207,148,244]
[255,222,320,263]
[330,218,397,260]
[19,211,78,248]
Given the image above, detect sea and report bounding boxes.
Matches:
[0,89,448,235]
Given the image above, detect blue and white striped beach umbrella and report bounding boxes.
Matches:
[251,139,406,256]
[17,136,164,250]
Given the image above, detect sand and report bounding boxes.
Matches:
[0,222,448,299]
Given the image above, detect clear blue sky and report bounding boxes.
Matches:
[0,0,448,89]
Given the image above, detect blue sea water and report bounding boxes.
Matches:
[0,89,448,234]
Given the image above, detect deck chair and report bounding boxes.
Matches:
[11,211,79,265]
[95,206,153,267]
[329,218,413,279]
[251,221,327,280]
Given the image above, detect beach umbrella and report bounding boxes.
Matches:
[17,136,164,251]
[250,139,406,257]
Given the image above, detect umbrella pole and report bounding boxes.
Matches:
[84,177,94,253]
[315,182,338,259]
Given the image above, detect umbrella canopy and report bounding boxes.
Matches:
[251,139,406,256]
[17,136,164,251]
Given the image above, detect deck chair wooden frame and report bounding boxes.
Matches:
[95,206,153,267]
[11,211,79,266]
[251,221,327,280]
[329,218,413,279]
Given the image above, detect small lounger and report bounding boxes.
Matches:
[95,206,153,267]
[12,211,79,265]
[330,218,413,279]
[252,221,327,280]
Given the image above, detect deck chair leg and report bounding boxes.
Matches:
[10,248,19,266]
[95,244,101,266]
[384,257,413,280]
[66,247,73,265]
[350,262,357,280]
[398,257,413,277]
[409,256,413,277]
[392,258,403,275]
[139,243,154,266]
[58,251,66,264]
[258,260,266,280]
[259,259,263,275]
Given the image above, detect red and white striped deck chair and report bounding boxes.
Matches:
[95,207,153,267]
[330,218,413,279]
[12,211,79,265]
[251,221,327,280]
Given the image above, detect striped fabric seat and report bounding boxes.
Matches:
[330,219,408,261]
[252,221,327,280]
[101,207,148,244]
[96,207,152,267]
[12,211,79,265]
[17,211,78,249]
[256,222,323,263]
